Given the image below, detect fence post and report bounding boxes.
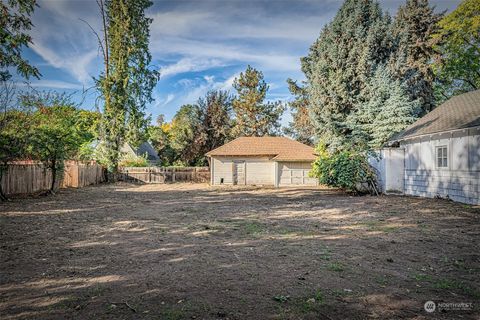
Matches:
[148,167,152,183]
[172,168,176,183]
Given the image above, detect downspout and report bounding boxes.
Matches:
[274,161,279,188]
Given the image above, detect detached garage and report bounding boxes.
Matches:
[206,137,318,187]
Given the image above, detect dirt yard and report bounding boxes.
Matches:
[0,183,479,319]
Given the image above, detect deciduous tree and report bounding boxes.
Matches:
[95,0,159,173]
[196,90,233,156]
[0,0,40,81]
[432,0,480,102]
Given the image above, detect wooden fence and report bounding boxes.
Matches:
[1,161,106,196]
[119,166,210,184]
[62,161,106,188]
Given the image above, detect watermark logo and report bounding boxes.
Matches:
[424,301,436,313]
[424,300,473,313]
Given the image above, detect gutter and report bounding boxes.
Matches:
[390,125,480,143]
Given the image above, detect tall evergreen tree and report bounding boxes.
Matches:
[96,0,159,173]
[232,65,284,137]
[301,0,392,150]
[389,0,442,113]
[284,79,314,145]
[351,65,421,147]
[196,90,233,156]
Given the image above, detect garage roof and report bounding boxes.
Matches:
[391,89,480,141]
[206,137,317,161]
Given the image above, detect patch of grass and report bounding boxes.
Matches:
[411,273,479,298]
[160,307,186,320]
[327,262,344,272]
[319,248,332,261]
[375,275,388,286]
[237,221,267,235]
[433,279,480,298]
[411,273,433,282]
[295,290,325,313]
[273,295,290,303]
[364,221,399,233]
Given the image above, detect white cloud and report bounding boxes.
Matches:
[162,93,175,106]
[19,80,84,90]
[160,57,226,78]
[150,37,301,72]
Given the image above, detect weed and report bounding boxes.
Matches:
[160,308,186,320]
[240,221,266,235]
[327,262,344,272]
[319,248,332,261]
[363,221,399,233]
[273,295,290,303]
[296,290,324,313]
[411,273,433,282]
[375,275,388,286]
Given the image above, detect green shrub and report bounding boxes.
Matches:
[311,143,377,193]
[119,153,149,167]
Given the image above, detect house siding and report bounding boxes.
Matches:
[400,129,480,205]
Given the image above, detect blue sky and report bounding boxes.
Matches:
[22,0,459,125]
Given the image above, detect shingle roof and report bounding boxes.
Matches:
[392,90,480,141]
[206,136,316,161]
[135,142,159,161]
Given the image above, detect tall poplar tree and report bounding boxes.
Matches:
[301,0,392,149]
[389,0,442,113]
[96,0,159,173]
[232,66,284,137]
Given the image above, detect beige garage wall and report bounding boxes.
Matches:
[245,160,274,185]
[212,157,234,185]
[278,162,317,186]
[211,157,274,185]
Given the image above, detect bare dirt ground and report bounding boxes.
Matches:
[0,183,479,320]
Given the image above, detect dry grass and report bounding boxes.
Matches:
[0,183,479,319]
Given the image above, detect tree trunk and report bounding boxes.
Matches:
[0,167,7,201]
[50,160,57,193]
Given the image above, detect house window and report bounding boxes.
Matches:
[436,146,448,168]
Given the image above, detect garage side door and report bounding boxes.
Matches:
[212,158,233,184]
[279,162,317,186]
[246,160,274,185]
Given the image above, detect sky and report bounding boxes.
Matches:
[21,0,460,125]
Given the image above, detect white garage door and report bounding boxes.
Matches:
[246,160,274,185]
[279,162,317,186]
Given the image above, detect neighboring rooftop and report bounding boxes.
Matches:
[206,136,316,161]
[392,89,480,141]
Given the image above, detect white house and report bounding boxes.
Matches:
[206,137,318,187]
[374,89,480,205]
